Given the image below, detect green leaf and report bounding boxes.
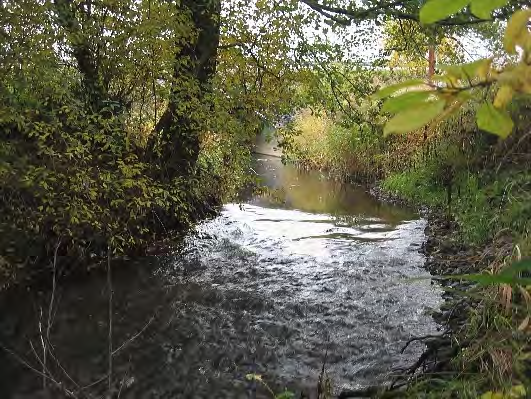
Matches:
[476,102,514,138]
[372,79,425,100]
[439,65,465,80]
[382,91,435,114]
[470,0,509,19]
[384,99,446,136]
[502,258,531,276]
[275,391,295,399]
[420,0,471,24]
[448,259,531,286]
[454,273,531,286]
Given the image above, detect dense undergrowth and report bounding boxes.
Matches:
[0,1,266,289]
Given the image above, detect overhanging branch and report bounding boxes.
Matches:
[298,0,524,26]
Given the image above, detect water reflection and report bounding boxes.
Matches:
[250,157,415,225]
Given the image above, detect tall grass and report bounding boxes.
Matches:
[282,109,387,181]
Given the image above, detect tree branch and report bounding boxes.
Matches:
[298,0,520,26]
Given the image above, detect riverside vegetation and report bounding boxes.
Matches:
[1,0,530,398]
[278,1,531,398]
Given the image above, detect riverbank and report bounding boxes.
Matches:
[362,183,529,398]
[0,186,224,293]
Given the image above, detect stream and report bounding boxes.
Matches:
[0,156,442,398]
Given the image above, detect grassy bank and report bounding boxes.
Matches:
[383,168,531,246]
[381,172,530,398]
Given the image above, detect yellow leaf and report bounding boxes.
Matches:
[517,316,530,331]
[509,384,526,398]
[476,102,514,138]
[462,58,493,81]
[427,91,471,133]
[504,9,531,54]
[480,392,505,399]
[494,85,515,108]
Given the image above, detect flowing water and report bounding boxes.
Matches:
[0,156,442,398]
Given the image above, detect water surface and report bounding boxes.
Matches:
[0,156,442,398]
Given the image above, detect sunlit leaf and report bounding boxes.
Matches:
[384,99,446,136]
[431,74,460,88]
[372,80,426,100]
[494,85,515,108]
[509,384,527,398]
[480,392,504,399]
[504,9,531,54]
[461,58,493,80]
[427,91,471,132]
[245,373,262,382]
[420,0,471,24]
[382,91,435,114]
[470,0,509,19]
[518,316,530,331]
[477,102,514,138]
[439,65,466,85]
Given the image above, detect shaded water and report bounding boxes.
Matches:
[0,156,442,398]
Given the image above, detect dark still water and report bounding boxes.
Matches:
[0,156,442,398]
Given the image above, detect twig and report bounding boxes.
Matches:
[43,238,61,389]
[107,244,113,394]
[39,306,46,389]
[78,373,110,392]
[317,346,329,398]
[400,332,448,354]
[1,343,63,391]
[46,341,81,391]
[27,341,79,398]
[116,370,129,399]
[48,239,61,340]
[112,315,155,357]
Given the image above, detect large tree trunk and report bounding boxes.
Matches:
[148,0,221,177]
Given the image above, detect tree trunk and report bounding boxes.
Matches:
[54,0,107,111]
[148,0,221,178]
[427,45,435,82]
